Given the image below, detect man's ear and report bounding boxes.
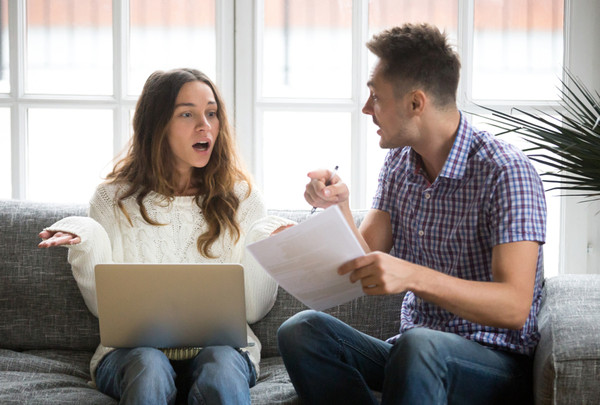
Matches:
[410,90,426,115]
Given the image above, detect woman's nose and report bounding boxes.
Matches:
[196,117,210,130]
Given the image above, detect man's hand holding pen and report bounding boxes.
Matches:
[305,167,349,211]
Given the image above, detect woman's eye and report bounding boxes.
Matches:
[181,112,192,118]
[207,111,217,118]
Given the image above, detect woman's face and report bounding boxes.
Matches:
[167,80,220,178]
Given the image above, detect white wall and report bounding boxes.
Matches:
[561,0,600,274]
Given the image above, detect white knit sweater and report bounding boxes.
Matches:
[44,181,294,382]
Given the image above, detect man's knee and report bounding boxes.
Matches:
[395,328,454,353]
[387,328,456,373]
[277,310,327,347]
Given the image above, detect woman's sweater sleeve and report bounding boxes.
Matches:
[240,188,296,324]
[42,188,114,317]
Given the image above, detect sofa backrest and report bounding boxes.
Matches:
[0,199,99,351]
[0,201,403,355]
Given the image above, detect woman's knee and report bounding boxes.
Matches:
[194,345,240,367]
[123,347,174,378]
[189,347,252,404]
[98,348,176,403]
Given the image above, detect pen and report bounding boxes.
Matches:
[310,165,339,215]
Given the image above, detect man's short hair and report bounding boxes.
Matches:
[366,23,461,108]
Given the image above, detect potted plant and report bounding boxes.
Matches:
[478,71,600,200]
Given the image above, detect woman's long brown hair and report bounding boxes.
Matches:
[106,68,251,257]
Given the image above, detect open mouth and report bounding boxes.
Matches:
[193,141,210,151]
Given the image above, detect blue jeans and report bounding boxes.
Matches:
[277,310,533,405]
[95,346,256,405]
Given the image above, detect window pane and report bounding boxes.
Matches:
[369,0,458,35]
[129,0,216,96]
[473,0,564,100]
[368,0,459,74]
[262,111,351,209]
[0,108,10,198]
[26,0,113,95]
[0,0,8,93]
[261,0,353,99]
[27,108,113,203]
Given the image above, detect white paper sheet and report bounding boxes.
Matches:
[247,205,366,311]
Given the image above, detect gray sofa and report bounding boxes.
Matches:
[1,199,599,404]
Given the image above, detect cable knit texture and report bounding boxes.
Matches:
[43,181,294,382]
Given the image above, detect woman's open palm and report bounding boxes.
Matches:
[38,230,81,248]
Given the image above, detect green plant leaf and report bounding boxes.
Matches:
[474,70,600,199]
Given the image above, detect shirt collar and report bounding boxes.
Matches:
[410,112,473,181]
[440,112,472,180]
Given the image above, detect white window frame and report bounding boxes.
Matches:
[3,0,235,200]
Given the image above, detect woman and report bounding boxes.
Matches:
[39,68,293,405]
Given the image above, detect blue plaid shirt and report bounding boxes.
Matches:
[374,114,546,356]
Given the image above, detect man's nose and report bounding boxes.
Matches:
[362,98,373,115]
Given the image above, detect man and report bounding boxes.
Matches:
[277,23,546,404]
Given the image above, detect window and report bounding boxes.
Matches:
[471,0,564,101]
[0,0,231,203]
[246,0,564,205]
[239,0,564,275]
[4,0,596,276]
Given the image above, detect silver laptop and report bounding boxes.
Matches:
[95,263,248,349]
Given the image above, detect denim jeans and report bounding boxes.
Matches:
[277,310,533,405]
[95,346,256,405]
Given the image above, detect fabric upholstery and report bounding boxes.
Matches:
[0,200,99,351]
[533,274,600,405]
[0,349,116,404]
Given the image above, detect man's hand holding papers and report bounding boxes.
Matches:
[247,205,366,311]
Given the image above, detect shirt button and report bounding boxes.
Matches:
[418,230,424,237]
[425,193,431,199]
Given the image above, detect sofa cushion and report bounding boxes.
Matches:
[533,274,600,405]
[0,349,115,405]
[250,357,300,404]
[0,200,99,351]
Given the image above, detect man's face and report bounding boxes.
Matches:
[362,62,416,149]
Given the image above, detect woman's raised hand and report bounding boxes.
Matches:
[38,230,81,248]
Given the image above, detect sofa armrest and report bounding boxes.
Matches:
[533,274,600,405]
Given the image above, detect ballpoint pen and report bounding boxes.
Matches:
[310,165,339,215]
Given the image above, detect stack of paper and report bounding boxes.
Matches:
[247,205,366,311]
